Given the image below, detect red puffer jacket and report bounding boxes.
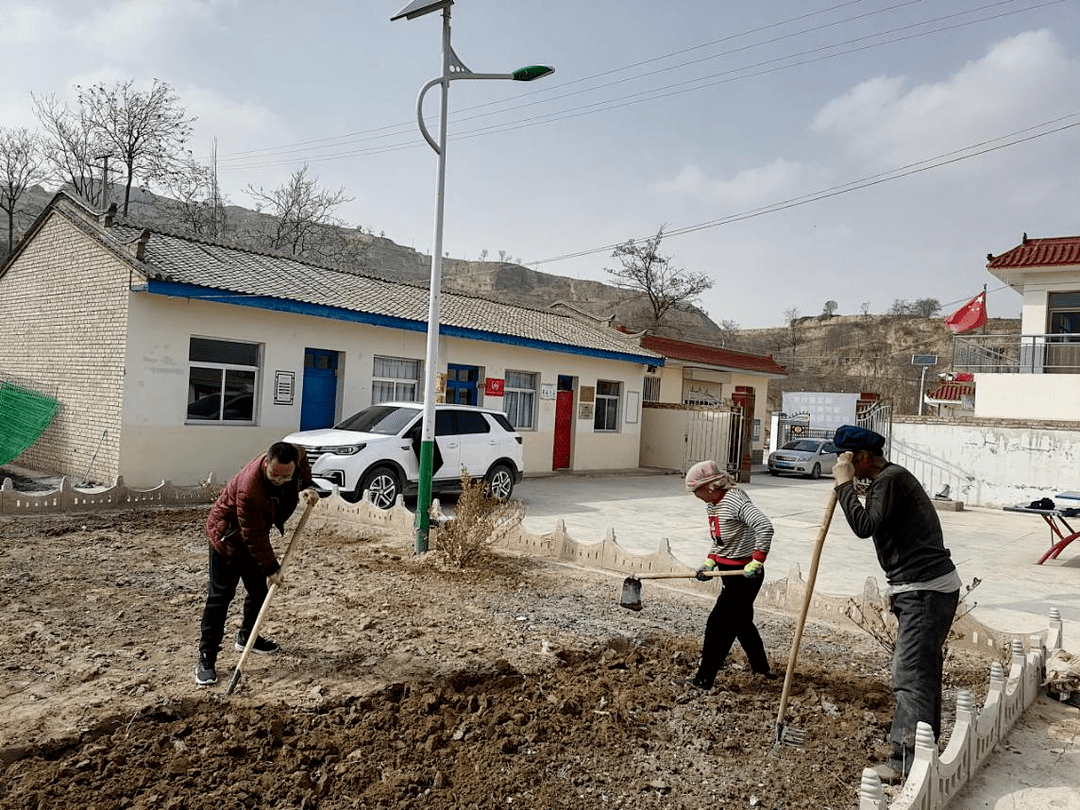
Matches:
[205,447,312,575]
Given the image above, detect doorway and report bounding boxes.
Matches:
[300,348,339,430]
[552,375,574,470]
[446,363,479,405]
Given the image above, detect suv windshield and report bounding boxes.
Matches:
[335,405,419,435]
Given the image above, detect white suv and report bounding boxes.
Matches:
[283,402,524,508]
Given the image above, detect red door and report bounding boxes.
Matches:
[553,390,573,469]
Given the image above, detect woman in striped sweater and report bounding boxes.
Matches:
[683,460,777,690]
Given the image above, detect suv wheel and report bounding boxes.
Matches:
[358,466,401,509]
[485,463,516,501]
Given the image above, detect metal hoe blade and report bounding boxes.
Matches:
[619,576,643,611]
[772,722,806,753]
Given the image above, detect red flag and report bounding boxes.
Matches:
[943,292,987,334]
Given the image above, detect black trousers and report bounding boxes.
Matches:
[888,588,960,773]
[695,564,769,683]
[198,545,268,662]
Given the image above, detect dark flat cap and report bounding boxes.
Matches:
[833,425,886,453]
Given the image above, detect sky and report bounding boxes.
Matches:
[3,0,1079,328]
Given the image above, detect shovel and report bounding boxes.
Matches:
[772,489,838,751]
[226,499,315,696]
[619,569,746,611]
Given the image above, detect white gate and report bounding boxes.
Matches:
[857,401,893,456]
[684,408,743,473]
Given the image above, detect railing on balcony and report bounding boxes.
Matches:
[953,333,1080,374]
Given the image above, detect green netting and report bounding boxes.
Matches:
[0,381,62,466]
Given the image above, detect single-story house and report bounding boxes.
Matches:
[637,334,787,462]
[0,192,664,487]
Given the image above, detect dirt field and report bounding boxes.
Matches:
[0,504,994,809]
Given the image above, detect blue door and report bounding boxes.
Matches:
[300,349,338,430]
[446,363,479,406]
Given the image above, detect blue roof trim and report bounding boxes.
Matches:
[142,280,664,367]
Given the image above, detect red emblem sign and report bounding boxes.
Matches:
[485,378,505,396]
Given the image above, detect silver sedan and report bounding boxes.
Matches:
[767,439,839,479]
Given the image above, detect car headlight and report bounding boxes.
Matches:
[325,443,365,456]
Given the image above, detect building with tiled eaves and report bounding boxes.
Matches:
[973,233,1080,422]
[637,333,787,465]
[0,192,664,488]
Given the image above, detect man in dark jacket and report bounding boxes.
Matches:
[195,441,317,686]
[831,425,961,785]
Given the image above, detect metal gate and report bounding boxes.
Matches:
[857,401,893,456]
[685,407,743,473]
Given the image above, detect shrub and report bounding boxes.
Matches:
[429,470,524,568]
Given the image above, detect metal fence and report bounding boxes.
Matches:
[953,333,1080,374]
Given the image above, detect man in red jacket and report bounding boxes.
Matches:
[196,442,318,686]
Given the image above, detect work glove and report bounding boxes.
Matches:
[833,452,855,487]
[301,487,320,507]
[743,559,764,578]
[695,560,717,581]
[267,570,286,588]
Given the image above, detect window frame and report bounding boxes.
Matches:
[503,369,539,431]
[593,380,621,432]
[186,336,261,425]
[371,355,422,405]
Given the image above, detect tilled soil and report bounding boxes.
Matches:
[0,505,992,809]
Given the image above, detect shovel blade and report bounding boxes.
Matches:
[770,723,806,754]
[619,577,643,611]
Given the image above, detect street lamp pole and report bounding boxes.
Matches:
[392,0,552,553]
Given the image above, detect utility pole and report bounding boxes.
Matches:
[95,153,112,209]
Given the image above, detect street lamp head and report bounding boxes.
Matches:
[512,65,555,82]
[391,0,452,22]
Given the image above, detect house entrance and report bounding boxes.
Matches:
[552,375,574,470]
[446,364,479,405]
[300,348,339,430]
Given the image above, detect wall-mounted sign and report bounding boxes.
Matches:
[484,378,505,396]
[579,403,594,420]
[579,385,595,403]
[274,371,295,405]
[541,382,556,400]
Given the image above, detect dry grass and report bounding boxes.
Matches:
[430,471,524,568]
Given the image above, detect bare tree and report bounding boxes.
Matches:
[0,127,48,255]
[860,301,871,317]
[912,298,941,317]
[888,299,912,316]
[245,164,355,259]
[32,92,106,204]
[605,225,714,326]
[783,306,802,368]
[822,300,838,317]
[75,79,196,216]
[717,319,739,346]
[159,158,227,237]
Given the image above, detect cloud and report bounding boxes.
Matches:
[652,158,832,208]
[812,30,1080,168]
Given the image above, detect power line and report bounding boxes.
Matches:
[218,0,1060,171]
[529,113,1080,266]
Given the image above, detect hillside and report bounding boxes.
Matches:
[726,314,1020,415]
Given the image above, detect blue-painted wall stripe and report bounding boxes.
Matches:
[142,280,664,367]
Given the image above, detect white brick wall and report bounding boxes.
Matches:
[0,211,129,483]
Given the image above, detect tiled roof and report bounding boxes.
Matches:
[639,334,787,376]
[988,236,1080,269]
[98,221,663,363]
[924,381,974,403]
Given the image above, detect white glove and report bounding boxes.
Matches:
[833,452,855,487]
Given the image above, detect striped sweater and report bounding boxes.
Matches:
[704,487,773,564]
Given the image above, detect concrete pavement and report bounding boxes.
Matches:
[517,467,1080,655]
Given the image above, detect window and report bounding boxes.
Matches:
[504,370,538,430]
[643,375,661,402]
[186,337,259,423]
[372,356,421,404]
[593,380,621,431]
